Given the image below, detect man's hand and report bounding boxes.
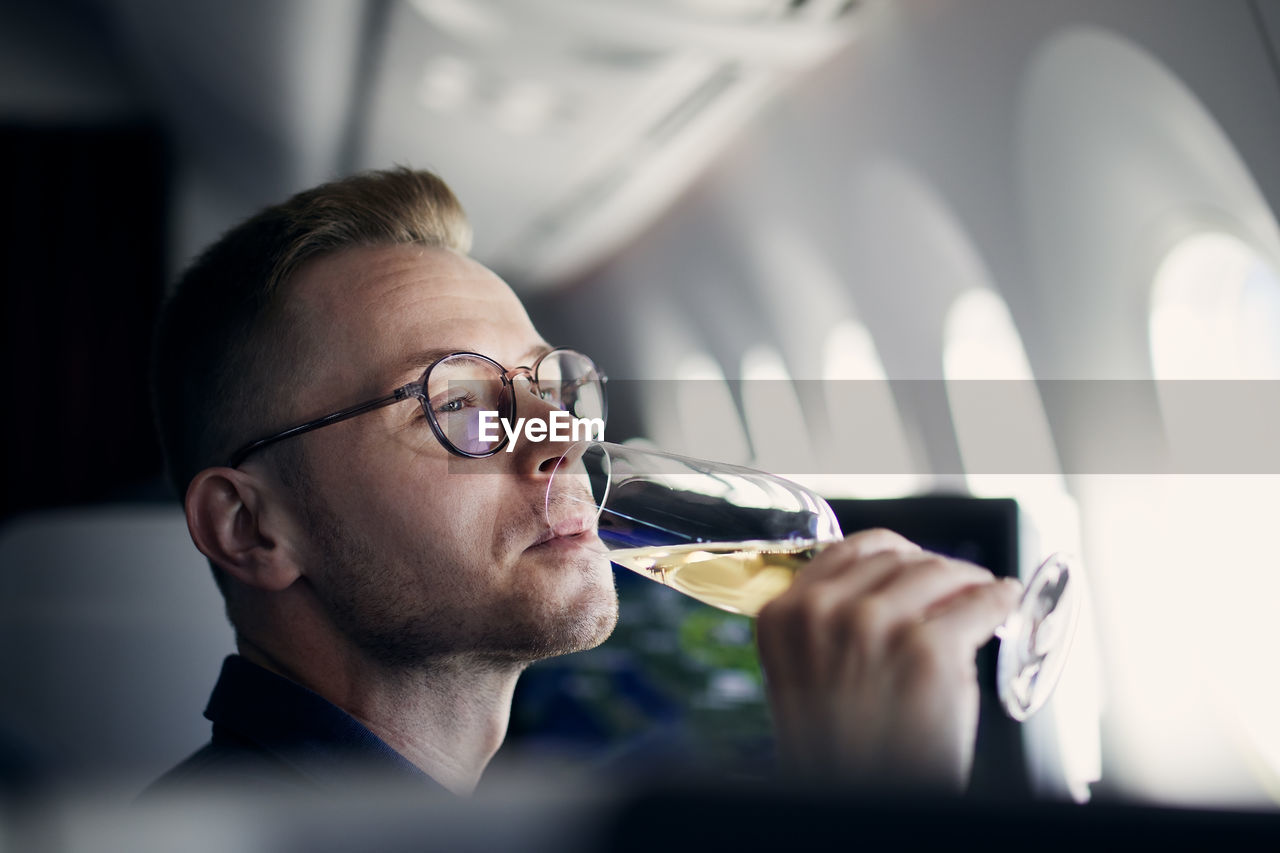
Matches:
[756,528,1021,792]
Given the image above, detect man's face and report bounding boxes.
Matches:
[264,243,617,667]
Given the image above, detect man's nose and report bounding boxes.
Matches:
[513,390,585,476]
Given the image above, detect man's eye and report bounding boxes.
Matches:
[433,392,475,415]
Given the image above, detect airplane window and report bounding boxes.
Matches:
[820,319,920,497]
[942,288,1075,544]
[669,351,752,464]
[740,345,812,474]
[1150,231,1280,380]
[1141,230,1280,802]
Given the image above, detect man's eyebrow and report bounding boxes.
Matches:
[395,344,554,378]
[519,343,554,364]
[396,348,461,377]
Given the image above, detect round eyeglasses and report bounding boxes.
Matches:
[227,347,607,466]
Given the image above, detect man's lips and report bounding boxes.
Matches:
[530,514,598,549]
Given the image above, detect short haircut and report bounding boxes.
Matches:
[152,167,472,499]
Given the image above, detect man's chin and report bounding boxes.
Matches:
[490,549,617,662]
[546,564,619,656]
[552,603,617,658]
[483,592,617,666]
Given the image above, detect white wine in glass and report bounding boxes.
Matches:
[608,539,819,618]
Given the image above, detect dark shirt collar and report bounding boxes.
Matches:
[206,654,442,792]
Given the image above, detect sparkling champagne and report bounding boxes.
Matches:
[607,540,821,616]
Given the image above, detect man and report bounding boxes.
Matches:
[150,167,1020,797]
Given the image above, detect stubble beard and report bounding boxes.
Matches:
[290,459,619,671]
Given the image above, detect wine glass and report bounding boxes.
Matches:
[547,440,1081,721]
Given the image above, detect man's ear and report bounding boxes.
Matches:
[185,467,303,592]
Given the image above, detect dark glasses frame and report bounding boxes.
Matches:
[226,347,606,467]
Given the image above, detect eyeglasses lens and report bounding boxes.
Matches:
[427,355,511,455]
[537,350,605,421]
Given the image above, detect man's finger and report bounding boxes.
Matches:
[794,528,921,588]
[924,576,1023,651]
[861,554,997,627]
[784,547,928,610]
[837,527,922,560]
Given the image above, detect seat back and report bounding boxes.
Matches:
[0,505,233,793]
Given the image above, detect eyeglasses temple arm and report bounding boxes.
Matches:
[226,388,412,467]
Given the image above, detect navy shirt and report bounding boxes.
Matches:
[145,655,445,796]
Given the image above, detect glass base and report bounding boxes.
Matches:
[996,553,1082,721]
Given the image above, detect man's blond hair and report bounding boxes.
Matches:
[152,167,472,498]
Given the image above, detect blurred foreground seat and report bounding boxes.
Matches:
[0,505,232,795]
